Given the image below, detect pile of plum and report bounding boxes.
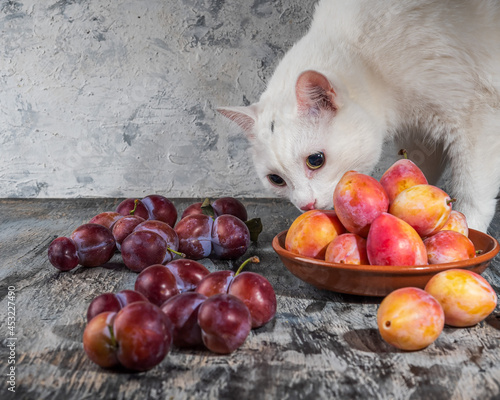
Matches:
[285,150,476,266]
[83,256,277,371]
[284,150,498,351]
[47,196,275,371]
[48,195,262,272]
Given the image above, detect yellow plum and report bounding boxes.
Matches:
[367,213,428,266]
[424,269,497,327]
[333,170,389,237]
[285,210,345,259]
[389,184,454,237]
[377,287,444,351]
[423,230,476,264]
[380,150,428,204]
[439,210,469,237]
[325,233,368,265]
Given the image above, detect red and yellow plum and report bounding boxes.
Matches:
[379,152,428,204]
[324,233,369,265]
[439,210,469,237]
[285,210,345,259]
[333,170,389,237]
[367,213,427,266]
[389,184,454,237]
[377,287,444,351]
[425,269,497,327]
[423,230,475,264]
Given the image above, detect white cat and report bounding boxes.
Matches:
[219,0,500,233]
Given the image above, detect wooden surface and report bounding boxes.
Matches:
[1,198,499,400]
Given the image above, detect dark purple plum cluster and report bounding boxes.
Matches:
[47,195,273,371]
[175,197,262,260]
[48,195,262,273]
[48,194,178,272]
[83,256,277,371]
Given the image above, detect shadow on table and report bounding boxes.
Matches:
[485,312,500,331]
[343,328,399,354]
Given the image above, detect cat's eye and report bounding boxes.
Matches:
[306,152,325,170]
[267,174,286,187]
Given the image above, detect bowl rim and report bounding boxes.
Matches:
[272,228,500,274]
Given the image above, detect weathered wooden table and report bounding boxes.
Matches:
[1,198,499,400]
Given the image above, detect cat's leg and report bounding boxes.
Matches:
[446,113,500,233]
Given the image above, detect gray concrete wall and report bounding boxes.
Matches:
[1,0,397,199]
[0,0,315,198]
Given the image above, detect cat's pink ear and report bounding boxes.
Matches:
[217,106,257,136]
[295,70,337,116]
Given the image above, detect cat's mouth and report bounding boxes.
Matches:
[299,201,317,211]
[295,198,334,212]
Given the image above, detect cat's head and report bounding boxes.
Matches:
[219,70,385,211]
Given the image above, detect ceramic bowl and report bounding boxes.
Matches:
[272,229,499,297]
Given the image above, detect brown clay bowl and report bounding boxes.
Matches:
[272,229,499,297]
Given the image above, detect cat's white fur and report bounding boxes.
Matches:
[219,0,500,232]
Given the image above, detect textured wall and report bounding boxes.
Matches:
[0,0,316,198]
[1,0,397,199]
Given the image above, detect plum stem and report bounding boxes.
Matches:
[398,149,408,159]
[129,199,140,215]
[168,247,186,258]
[235,256,260,276]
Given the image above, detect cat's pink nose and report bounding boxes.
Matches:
[300,201,316,211]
